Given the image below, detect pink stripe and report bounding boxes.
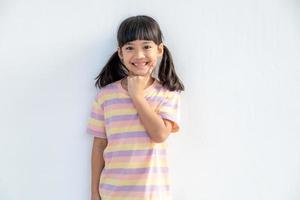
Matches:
[106,153,166,163]
[106,103,134,110]
[91,107,101,112]
[101,87,119,94]
[102,88,117,93]
[102,169,168,180]
[108,137,150,145]
[87,124,103,130]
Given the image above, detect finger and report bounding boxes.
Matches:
[148,66,154,75]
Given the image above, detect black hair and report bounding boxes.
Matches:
[95,15,184,91]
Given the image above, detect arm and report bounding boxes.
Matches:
[131,95,173,143]
[91,137,107,198]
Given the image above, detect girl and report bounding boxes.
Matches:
[87,15,184,200]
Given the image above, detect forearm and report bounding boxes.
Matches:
[131,95,168,143]
[91,140,106,193]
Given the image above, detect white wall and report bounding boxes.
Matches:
[1,0,300,199]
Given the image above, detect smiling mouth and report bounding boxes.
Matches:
[132,62,149,67]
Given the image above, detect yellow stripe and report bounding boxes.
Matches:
[108,125,145,134]
[91,101,101,112]
[88,118,104,127]
[101,93,129,102]
[105,161,168,169]
[159,107,177,114]
[105,109,137,118]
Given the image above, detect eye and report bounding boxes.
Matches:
[144,45,152,49]
[125,46,133,50]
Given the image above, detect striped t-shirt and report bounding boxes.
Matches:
[87,78,181,200]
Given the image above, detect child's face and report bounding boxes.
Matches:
[118,40,163,77]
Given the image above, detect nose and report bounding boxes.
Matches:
[134,48,145,59]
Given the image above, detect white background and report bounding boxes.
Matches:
[0,0,300,199]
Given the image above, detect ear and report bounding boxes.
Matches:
[117,47,123,60]
[157,43,164,57]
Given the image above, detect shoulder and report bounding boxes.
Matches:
[94,80,121,103]
[154,80,181,99]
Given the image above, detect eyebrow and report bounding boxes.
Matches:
[125,41,152,45]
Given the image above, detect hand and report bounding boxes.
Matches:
[91,192,101,200]
[127,66,154,98]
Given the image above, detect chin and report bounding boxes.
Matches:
[131,69,150,76]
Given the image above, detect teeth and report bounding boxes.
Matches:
[133,62,147,66]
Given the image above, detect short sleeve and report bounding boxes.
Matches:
[157,91,181,133]
[86,93,107,138]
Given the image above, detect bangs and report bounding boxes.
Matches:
[117,16,163,47]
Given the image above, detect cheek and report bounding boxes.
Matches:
[150,56,158,63]
[147,60,156,67]
[151,58,159,66]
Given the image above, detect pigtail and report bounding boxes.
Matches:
[95,51,128,89]
[158,45,185,92]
